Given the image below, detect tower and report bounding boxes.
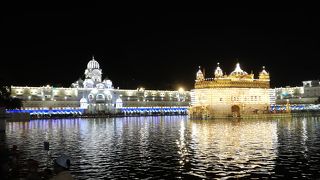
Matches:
[196,66,205,81]
[259,66,270,81]
[214,62,223,78]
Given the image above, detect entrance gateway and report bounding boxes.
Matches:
[231,105,240,117]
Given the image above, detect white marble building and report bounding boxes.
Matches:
[10,57,190,115]
[275,80,320,104]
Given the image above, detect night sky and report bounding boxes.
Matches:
[2,6,320,90]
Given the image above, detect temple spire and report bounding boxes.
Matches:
[259,65,270,80]
[196,66,204,81]
[214,62,223,78]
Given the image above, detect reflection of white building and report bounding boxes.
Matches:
[10,57,190,115]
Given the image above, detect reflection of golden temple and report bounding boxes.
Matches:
[187,119,279,177]
[190,62,278,119]
[286,99,291,113]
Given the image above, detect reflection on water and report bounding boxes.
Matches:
[184,119,278,178]
[4,116,320,179]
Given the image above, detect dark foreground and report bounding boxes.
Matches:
[2,115,320,179]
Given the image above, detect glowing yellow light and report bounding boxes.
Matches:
[178,87,184,93]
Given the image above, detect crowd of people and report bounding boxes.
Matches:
[0,144,74,180]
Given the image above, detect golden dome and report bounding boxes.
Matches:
[196,66,204,81]
[230,63,248,76]
[214,62,223,78]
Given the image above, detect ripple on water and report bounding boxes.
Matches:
[4,116,320,179]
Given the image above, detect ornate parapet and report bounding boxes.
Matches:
[195,78,270,89]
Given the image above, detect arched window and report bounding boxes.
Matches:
[96,94,105,101]
[88,94,94,101]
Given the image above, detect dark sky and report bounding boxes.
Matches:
[1,5,320,90]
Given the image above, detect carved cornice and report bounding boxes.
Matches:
[195,79,270,89]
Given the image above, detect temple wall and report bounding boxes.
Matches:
[11,86,191,114]
[191,88,270,116]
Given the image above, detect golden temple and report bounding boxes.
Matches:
[190,62,273,119]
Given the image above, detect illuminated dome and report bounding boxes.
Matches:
[116,97,122,103]
[96,83,105,89]
[80,97,87,103]
[87,56,100,69]
[230,63,248,76]
[80,97,88,109]
[259,66,269,75]
[196,66,204,80]
[83,79,94,88]
[214,62,223,78]
[116,97,123,108]
[259,66,270,80]
[77,78,84,84]
[103,78,113,89]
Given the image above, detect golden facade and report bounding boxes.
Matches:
[190,63,271,118]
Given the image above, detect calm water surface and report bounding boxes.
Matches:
[4,116,320,179]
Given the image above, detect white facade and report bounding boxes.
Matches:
[11,57,190,114]
[275,80,320,104]
[269,89,276,105]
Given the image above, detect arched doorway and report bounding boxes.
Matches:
[231,105,240,117]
